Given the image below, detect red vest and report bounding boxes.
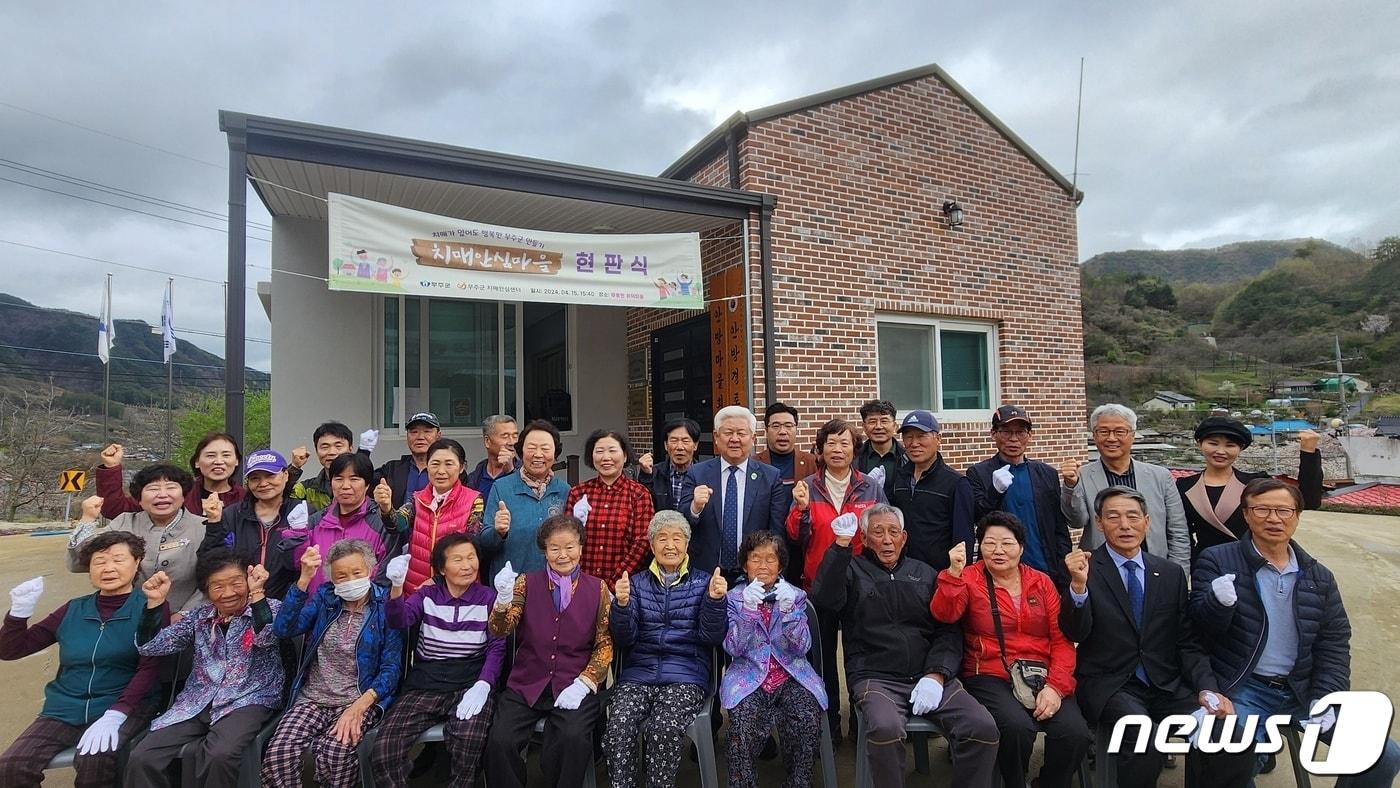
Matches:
[404,482,481,593]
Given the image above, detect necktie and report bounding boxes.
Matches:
[720,466,740,570]
[1124,560,1150,684]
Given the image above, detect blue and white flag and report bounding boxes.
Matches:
[98,280,116,365]
[160,280,176,363]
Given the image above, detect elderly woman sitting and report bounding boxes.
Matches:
[69,463,212,611]
[603,510,727,788]
[723,530,827,788]
[371,533,506,788]
[1,531,163,788]
[932,511,1090,788]
[126,550,284,788]
[261,538,403,788]
[484,514,612,788]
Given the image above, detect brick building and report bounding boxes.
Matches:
[226,63,1085,473]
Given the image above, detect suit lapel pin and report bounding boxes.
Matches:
[751,472,758,480]
[1152,572,1160,577]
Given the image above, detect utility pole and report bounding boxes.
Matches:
[1334,335,1348,418]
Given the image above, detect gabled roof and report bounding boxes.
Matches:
[1378,416,1400,437]
[1151,390,1195,403]
[1324,482,1400,510]
[659,64,1081,201]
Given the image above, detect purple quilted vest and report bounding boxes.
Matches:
[508,570,602,705]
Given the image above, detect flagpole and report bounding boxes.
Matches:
[165,278,174,459]
[102,273,112,444]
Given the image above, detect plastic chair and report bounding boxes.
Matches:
[611,641,721,788]
[802,600,842,788]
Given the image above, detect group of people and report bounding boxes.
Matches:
[1,401,1396,788]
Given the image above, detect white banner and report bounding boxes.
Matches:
[327,193,704,309]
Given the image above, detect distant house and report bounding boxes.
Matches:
[1315,375,1364,393]
[1273,379,1317,397]
[1140,390,1196,412]
[1247,419,1317,438]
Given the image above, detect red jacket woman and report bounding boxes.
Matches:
[381,439,483,594]
[784,419,887,588]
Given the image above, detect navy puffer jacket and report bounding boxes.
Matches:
[1188,534,1350,705]
[611,564,727,687]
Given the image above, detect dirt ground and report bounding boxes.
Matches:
[2,510,1397,786]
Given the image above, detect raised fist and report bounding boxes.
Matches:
[80,496,104,522]
[792,481,810,511]
[1298,429,1320,453]
[1059,459,1081,488]
[691,485,712,513]
[496,446,515,467]
[947,542,967,578]
[99,443,123,468]
[494,500,511,536]
[290,446,310,468]
[142,571,173,608]
[638,452,654,475]
[202,492,223,523]
[247,564,269,596]
[1064,549,1091,592]
[300,545,323,581]
[358,429,379,452]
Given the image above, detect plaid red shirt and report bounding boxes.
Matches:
[566,476,655,585]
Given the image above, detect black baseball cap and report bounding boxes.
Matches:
[992,405,1033,430]
[406,412,441,429]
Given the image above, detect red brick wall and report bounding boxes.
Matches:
[631,72,1086,470]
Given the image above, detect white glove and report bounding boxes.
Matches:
[554,677,591,710]
[1187,707,1209,748]
[742,579,767,611]
[572,495,591,525]
[385,554,410,587]
[910,676,945,715]
[493,562,518,608]
[866,466,886,490]
[1202,691,1222,713]
[1307,707,1337,734]
[455,680,492,720]
[992,465,1015,493]
[773,578,798,613]
[76,709,127,755]
[286,501,309,530]
[359,429,380,452]
[830,512,859,540]
[1211,574,1237,607]
[8,576,44,619]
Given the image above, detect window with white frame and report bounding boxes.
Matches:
[875,315,997,418]
[381,297,573,433]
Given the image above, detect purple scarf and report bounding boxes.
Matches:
[546,566,581,612]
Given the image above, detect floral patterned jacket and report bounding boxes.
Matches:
[719,584,827,711]
[138,598,285,730]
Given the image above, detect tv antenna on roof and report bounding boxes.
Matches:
[1071,57,1085,203]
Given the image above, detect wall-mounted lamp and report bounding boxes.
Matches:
[941,200,964,228]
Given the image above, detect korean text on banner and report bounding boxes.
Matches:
[326,193,703,309]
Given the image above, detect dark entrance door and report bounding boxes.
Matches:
[650,317,713,459]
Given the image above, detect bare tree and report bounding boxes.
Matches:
[0,388,79,520]
[1360,313,1392,337]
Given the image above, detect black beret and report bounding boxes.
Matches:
[1193,416,1252,448]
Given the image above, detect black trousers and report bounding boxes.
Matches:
[963,675,1092,788]
[126,704,274,788]
[484,687,601,788]
[1097,679,1200,788]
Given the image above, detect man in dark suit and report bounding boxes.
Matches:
[680,405,791,579]
[1060,486,1233,787]
[966,405,1071,586]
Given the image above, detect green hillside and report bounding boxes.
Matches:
[1082,238,1353,284]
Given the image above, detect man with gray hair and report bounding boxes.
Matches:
[1062,404,1190,572]
[811,504,999,786]
[679,405,791,579]
[466,415,521,500]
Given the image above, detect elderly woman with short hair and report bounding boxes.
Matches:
[603,510,728,788]
[1,531,164,788]
[723,530,827,788]
[261,538,403,788]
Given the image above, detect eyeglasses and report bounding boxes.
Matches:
[1247,506,1297,520]
[767,421,796,431]
[980,539,1019,552]
[1100,513,1145,524]
[1093,428,1133,438]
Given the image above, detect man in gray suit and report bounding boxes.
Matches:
[1061,404,1191,572]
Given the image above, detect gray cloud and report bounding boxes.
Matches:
[1,0,1397,376]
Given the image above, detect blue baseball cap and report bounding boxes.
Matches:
[244,449,288,476]
[899,410,941,434]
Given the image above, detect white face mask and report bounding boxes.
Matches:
[333,577,372,601]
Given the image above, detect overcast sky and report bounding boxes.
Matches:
[1,1,1396,372]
